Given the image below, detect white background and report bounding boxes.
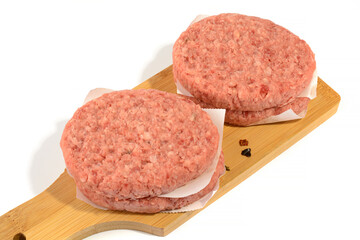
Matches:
[0,0,359,239]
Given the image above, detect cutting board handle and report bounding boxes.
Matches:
[0,171,70,239]
[0,170,164,240]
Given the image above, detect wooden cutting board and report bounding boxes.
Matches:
[0,66,340,240]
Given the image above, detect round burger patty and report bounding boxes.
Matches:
[78,152,225,213]
[173,13,316,111]
[60,89,219,201]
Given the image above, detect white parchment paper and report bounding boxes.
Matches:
[162,180,220,213]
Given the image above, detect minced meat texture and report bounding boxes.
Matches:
[185,95,310,126]
[77,152,225,213]
[60,89,219,200]
[173,13,316,111]
[224,97,310,126]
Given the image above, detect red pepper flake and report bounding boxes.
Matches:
[239,139,248,146]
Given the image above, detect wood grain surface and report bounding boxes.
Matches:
[0,66,340,240]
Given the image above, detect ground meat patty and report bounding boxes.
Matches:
[60,89,219,201]
[77,152,225,213]
[186,96,310,126]
[173,13,316,111]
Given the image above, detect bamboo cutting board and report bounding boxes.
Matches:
[0,66,340,240]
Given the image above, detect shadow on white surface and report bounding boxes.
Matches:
[29,120,67,194]
[84,229,159,240]
[140,44,173,83]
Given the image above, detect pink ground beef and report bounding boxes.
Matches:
[78,152,225,213]
[187,96,310,126]
[173,13,316,111]
[60,89,219,201]
[225,97,310,126]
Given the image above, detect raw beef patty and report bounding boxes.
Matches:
[60,89,220,202]
[173,13,316,111]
